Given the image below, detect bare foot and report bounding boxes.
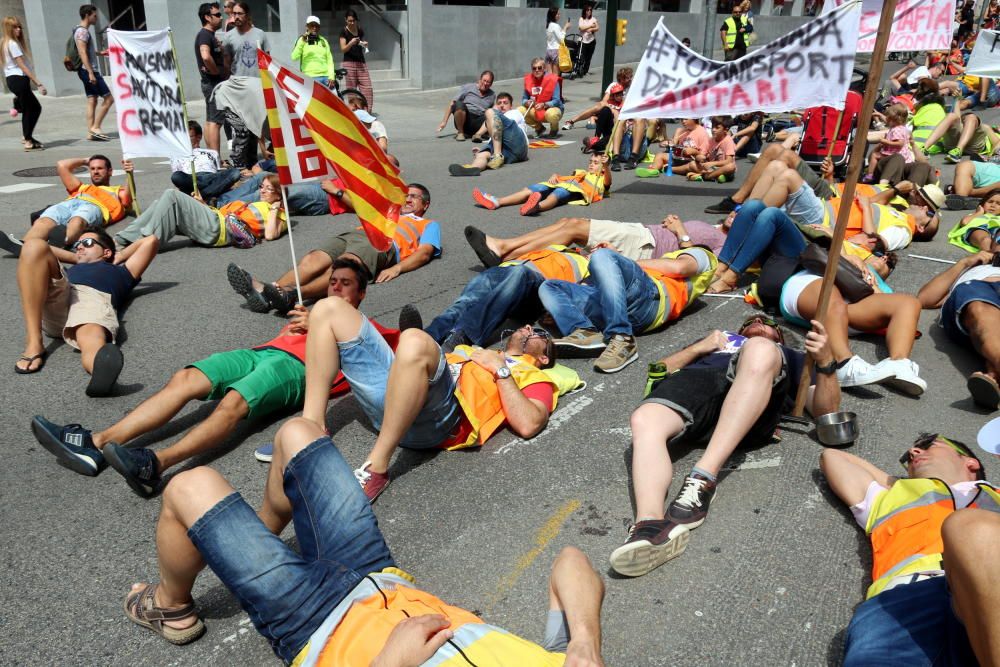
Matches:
[484,234,503,259]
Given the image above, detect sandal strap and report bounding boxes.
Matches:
[129,584,197,627]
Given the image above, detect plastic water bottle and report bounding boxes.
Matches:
[665,151,674,177]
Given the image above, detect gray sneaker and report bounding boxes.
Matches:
[553,328,605,357]
[594,334,638,373]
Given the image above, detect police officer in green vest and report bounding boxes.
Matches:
[720,4,750,61]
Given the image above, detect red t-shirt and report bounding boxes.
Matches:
[438,381,555,449]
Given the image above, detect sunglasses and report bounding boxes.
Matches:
[501,326,552,354]
[532,66,545,71]
[210,12,222,17]
[738,314,785,344]
[73,237,108,251]
[898,433,978,470]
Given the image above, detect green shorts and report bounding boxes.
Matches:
[189,347,306,420]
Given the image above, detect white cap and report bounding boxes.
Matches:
[306,15,321,25]
[978,416,1000,455]
[353,108,376,124]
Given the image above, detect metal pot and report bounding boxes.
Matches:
[781,411,859,447]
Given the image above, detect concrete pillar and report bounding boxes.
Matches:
[630,0,647,10]
[791,0,805,16]
[506,0,527,6]
[759,0,774,15]
[407,0,431,89]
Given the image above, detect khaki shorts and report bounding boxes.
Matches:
[943,113,991,155]
[586,219,657,260]
[42,268,118,350]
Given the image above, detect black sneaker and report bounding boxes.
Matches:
[398,304,423,331]
[263,283,296,316]
[30,416,106,476]
[448,163,481,177]
[608,519,691,577]
[0,230,23,257]
[622,156,638,170]
[227,263,270,313]
[441,329,472,355]
[704,196,738,215]
[103,443,161,498]
[666,473,718,529]
[610,155,623,172]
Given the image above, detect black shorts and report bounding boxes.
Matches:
[202,80,226,125]
[643,355,789,448]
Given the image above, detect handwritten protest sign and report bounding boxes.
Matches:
[966,29,1000,77]
[619,1,860,120]
[824,0,952,52]
[107,29,191,160]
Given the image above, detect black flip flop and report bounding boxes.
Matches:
[86,343,123,397]
[464,225,501,268]
[14,351,46,374]
[968,372,1000,410]
[448,163,481,177]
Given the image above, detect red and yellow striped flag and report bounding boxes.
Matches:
[259,50,405,251]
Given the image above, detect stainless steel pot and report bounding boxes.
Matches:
[781,411,859,447]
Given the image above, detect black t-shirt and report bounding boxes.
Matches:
[66,261,139,311]
[736,112,763,138]
[340,27,365,63]
[195,28,225,84]
[686,339,810,408]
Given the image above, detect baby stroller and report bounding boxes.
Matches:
[563,33,586,80]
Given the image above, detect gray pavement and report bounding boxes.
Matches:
[0,68,997,667]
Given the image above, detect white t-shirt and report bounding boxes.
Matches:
[579,17,598,44]
[369,120,388,141]
[948,263,1000,299]
[851,479,982,528]
[171,147,221,174]
[4,41,25,77]
[546,22,565,50]
[505,108,528,142]
[880,225,911,251]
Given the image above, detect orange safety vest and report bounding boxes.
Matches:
[823,197,915,238]
[216,200,283,243]
[541,169,609,205]
[864,477,1000,599]
[499,244,589,282]
[524,72,559,105]
[444,346,557,450]
[72,184,125,224]
[640,248,717,332]
[392,214,436,261]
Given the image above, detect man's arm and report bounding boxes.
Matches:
[720,27,728,48]
[856,194,877,235]
[199,43,220,78]
[636,253,698,277]
[803,319,841,417]
[119,235,159,278]
[375,243,435,283]
[657,330,728,373]
[917,251,993,308]
[470,349,550,438]
[56,158,88,193]
[820,448,894,507]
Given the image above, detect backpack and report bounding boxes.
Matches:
[64,27,83,72]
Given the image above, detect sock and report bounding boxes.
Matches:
[691,466,717,483]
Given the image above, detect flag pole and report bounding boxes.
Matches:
[167,29,199,198]
[126,171,141,215]
[791,0,897,416]
[280,185,304,306]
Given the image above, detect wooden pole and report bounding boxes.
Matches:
[167,29,199,198]
[791,0,899,416]
[126,171,140,215]
[826,110,846,160]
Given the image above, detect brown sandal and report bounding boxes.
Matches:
[124,583,206,645]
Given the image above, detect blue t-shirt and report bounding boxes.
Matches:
[66,262,139,311]
[392,216,442,263]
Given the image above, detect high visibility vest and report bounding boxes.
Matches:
[445,346,558,450]
[541,169,608,205]
[948,212,1000,253]
[215,200,287,246]
[864,478,1000,599]
[392,213,436,260]
[823,198,915,238]
[722,15,749,49]
[72,184,125,224]
[911,102,946,148]
[641,248,717,332]
[296,570,565,667]
[500,244,590,282]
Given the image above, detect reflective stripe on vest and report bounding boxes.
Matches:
[73,184,125,223]
[393,214,433,260]
[641,248,717,332]
[864,478,1000,599]
[911,103,946,147]
[500,244,590,282]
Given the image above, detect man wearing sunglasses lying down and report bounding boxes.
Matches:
[609,315,841,577]
[820,436,999,666]
[13,225,158,395]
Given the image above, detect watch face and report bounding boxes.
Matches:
[496,366,511,379]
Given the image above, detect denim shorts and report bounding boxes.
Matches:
[188,436,395,663]
[493,113,529,163]
[959,81,1000,108]
[942,279,1000,342]
[783,182,826,227]
[76,68,110,98]
[528,183,581,204]
[39,198,104,227]
[339,317,462,448]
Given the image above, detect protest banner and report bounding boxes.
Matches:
[824,0,952,52]
[619,1,861,120]
[966,29,1000,76]
[106,29,191,161]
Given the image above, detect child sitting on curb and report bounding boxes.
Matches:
[472,153,611,216]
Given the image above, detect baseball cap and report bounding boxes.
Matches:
[353,108,376,124]
[917,183,945,214]
[978,416,1000,455]
[609,83,624,95]
[306,15,321,25]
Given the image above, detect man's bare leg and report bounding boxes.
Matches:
[548,547,605,664]
[274,250,334,301]
[147,390,250,472]
[301,296,366,426]
[964,301,1000,380]
[64,216,89,245]
[15,238,60,371]
[630,403,686,521]
[942,509,1000,666]
[23,217,57,243]
[85,96,97,134]
[94,94,114,133]
[363,329,440,474]
[488,217,591,259]
[205,121,221,154]
[731,142,796,203]
[73,323,109,373]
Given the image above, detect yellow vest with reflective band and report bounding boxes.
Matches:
[722,15,749,49]
[822,199,915,238]
[948,212,1000,253]
[641,248,717,333]
[72,184,125,224]
[213,201,287,247]
[864,477,1000,599]
[499,244,590,282]
[541,169,608,205]
[960,74,981,89]
[291,569,566,667]
[911,102,947,149]
[444,346,558,450]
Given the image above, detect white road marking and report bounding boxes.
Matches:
[0,182,54,193]
[494,394,594,455]
[723,456,782,470]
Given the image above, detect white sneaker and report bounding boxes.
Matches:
[875,358,927,396]
[747,152,761,162]
[835,355,897,388]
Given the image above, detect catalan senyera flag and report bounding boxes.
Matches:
[259,50,405,251]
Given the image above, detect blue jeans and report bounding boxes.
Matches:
[539,248,659,338]
[188,436,395,663]
[843,577,977,667]
[426,265,545,344]
[527,183,580,204]
[216,172,265,207]
[217,173,330,216]
[718,200,807,273]
[170,169,241,198]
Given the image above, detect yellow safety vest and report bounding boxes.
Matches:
[722,15,749,49]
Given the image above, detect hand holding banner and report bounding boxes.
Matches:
[107,29,191,161]
[620,2,861,120]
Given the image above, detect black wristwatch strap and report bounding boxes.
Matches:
[815,360,838,375]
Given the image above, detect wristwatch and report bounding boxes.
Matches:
[493,366,512,381]
[815,359,838,375]
[679,234,691,245]
[333,189,345,199]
